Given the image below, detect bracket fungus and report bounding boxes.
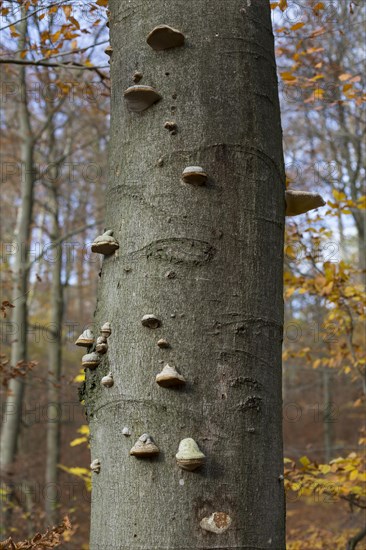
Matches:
[122,427,131,437]
[285,190,325,216]
[157,338,170,348]
[101,372,114,388]
[130,433,160,457]
[75,328,94,347]
[182,166,208,186]
[176,438,205,471]
[96,336,108,354]
[156,364,186,387]
[91,230,119,256]
[90,459,101,473]
[200,512,232,534]
[124,85,162,112]
[133,71,143,83]
[104,45,113,57]
[164,121,177,134]
[100,322,112,339]
[141,314,161,329]
[146,25,185,50]
[82,351,101,370]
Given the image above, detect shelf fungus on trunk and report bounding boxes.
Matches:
[182,166,208,186]
[130,434,160,457]
[157,338,170,349]
[285,190,325,216]
[176,438,205,471]
[141,314,161,329]
[156,364,186,387]
[122,427,131,437]
[104,45,113,57]
[82,351,101,370]
[90,459,101,474]
[75,328,94,347]
[100,322,112,339]
[124,85,162,112]
[101,372,114,388]
[146,25,185,50]
[91,230,119,256]
[96,336,108,354]
[200,512,232,534]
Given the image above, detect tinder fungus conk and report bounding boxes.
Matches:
[285,190,325,216]
[75,328,94,347]
[91,230,119,255]
[147,25,185,50]
[82,352,100,370]
[101,372,114,388]
[130,434,160,457]
[100,322,112,339]
[90,459,101,473]
[156,364,186,387]
[96,336,108,354]
[182,166,207,186]
[157,338,170,348]
[176,438,205,471]
[141,314,161,329]
[124,85,162,112]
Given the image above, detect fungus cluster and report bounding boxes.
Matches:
[76,323,113,386]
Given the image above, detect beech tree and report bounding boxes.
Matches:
[84,1,286,548]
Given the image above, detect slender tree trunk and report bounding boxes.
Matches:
[87,1,286,548]
[322,367,333,463]
[0,14,34,474]
[45,146,64,525]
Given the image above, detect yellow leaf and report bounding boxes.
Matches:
[77,425,90,435]
[63,5,72,18]
[10,25,20,38]
[291,22,305,31]
[314,2,325,9]
[70,437,88,447]
[281,72,297,81]
[319,464,331,474]
[313,359,321,369]
[332,189,346,201]
[96,0,109,6]
[279,0,288,11]
[51,30,62,42]
[74,373,85,383]
[270,2,279,9]
[339,73,352,82]
[69,15,80,29]
[349,469,358,481]
[300,456,311,467]
[343,83,353,92]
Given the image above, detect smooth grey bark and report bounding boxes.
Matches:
[0,13,34,474]
[87,1,286,548]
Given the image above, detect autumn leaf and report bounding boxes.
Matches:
[279,0,287,11]
[339,73,352,82]
[281,72,297,81]
[291,22,305,31]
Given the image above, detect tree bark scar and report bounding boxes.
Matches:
[132,238,216,265]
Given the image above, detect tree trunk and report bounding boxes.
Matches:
[86,1,286,548]
[0,13,34,474]
[45,134,64,525]
[322,367,333,463]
